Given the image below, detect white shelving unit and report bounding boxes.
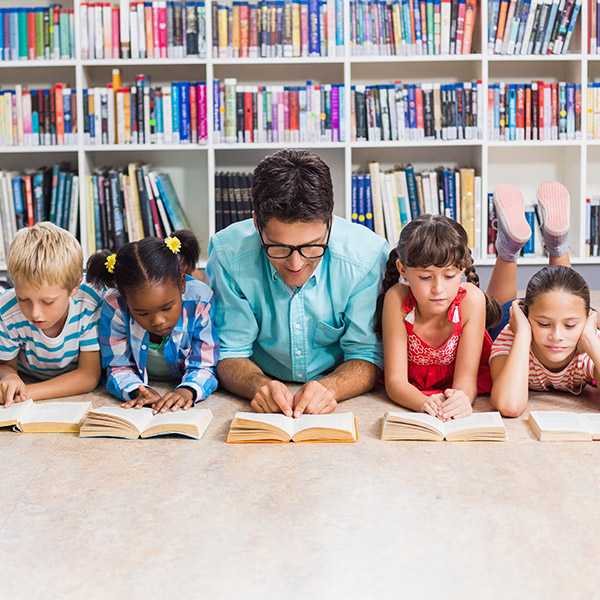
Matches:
[1,0,598,268]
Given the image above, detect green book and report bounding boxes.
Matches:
[18,8,27,60]
[35,8,44,60]
[59,9,69,59]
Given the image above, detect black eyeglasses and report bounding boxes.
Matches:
[258,221,332,259]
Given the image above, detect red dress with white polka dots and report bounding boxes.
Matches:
[403,287,493,395]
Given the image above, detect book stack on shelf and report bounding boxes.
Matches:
[214,171,252,232]
[488,80,582,141]
[352,161,482,254]
[84,69,207,145]
[1,84,77,147]
[0,164,79,262]
[84,163,191,254]
[351,81,483,142]
[349,0,479,56]
[0,5,75,61]
[488,0,582,55]
[213,79,345,143]
[211,0,345,58]
[80,1,208,60]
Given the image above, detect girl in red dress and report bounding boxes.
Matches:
[375,215,501,422]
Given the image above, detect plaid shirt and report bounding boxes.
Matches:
[99,277,219,402]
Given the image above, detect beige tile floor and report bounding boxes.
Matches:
[1,292,600,599]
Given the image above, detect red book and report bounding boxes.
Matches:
[189,84,198,143]
[463,0,477,54]
[289,87,299,139]
[244,88,253,142]
[537,81,545,141]
[112,8,120,58]
[197,83,207,142]
[516,85,524,140]
[240,2,249,57]
[488,85,494,138]
[27,10,36,59]
[415,85,424,136]
[24,174,35,226]
[525,85,532,140]
[575,83,582,136]
[153,2,160,58]
[551,83,558,139]
[159,2,167,58]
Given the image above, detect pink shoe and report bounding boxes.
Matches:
[493,184,532,243]
[537,181,570,236]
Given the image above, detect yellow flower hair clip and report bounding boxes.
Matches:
[105,253,117,274]
[165,236,181,254]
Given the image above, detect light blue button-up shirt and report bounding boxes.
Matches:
[206,216,390,382]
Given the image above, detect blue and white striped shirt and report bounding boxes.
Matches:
[0,282,101,379]
[99,276,219,403]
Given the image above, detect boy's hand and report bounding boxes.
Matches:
[153,388,195,415]
[292,380,337,417]
[0,374,28,407]
[509,300,531,339]
[439,388,473,421]
[421,393,445,418]
[578,310,600,356]
[251,380,294,417]
[123,385,161,409]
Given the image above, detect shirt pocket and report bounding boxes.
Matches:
[313,319,345,347]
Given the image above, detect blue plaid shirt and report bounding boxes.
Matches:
[99,276,219,402]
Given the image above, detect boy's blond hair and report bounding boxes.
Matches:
[7,222,83,291]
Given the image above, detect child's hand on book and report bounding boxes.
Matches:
[152,388,195,415]
[439,389,473,421]
[421,393,445,418]
[251,380,294,417]
[0,374,28,407]
[292,381,337,417]
[123,385,162,410]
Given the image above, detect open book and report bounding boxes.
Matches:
[381,411,507,442]
[528,411,600,441]
[79,405,213,440]
[0,399,91,433]
[226,412,357,443]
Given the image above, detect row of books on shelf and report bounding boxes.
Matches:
[80,1,207,60]
[351,162,482,252]
[0,5,74,61]
[0,85,77,147]
[349,0,478,56]
[214,171,253,231]
[85,163,191,254]
[84,72,208,145]
[351,81,482,142]
[488,81,581,141]
[211,0,344,58]
[213,79,345,143]
[488,0,582,55]
[0,165,79,262]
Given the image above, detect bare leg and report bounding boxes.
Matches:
[486,257,518,306]
[548,253,571,268]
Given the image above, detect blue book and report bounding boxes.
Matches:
[405,165,420,219]
[154,173,191,230]
[408,84,417,139]
[561,0,582,54]
[364,173,374,231]
[514,0,531,53]
[356,174,365,226]
[63,89,72,142]
[156,91,164,139]
[212,78,220,141]
[508,84,517,141]
[179,81,190,142]
[49,164,60,223]
[0,9,4,61]
[413,0,423,54]
[12,176,25,229]
[446,169,456,220]
[31,90,39,142]
[541,0,560,54]
[488,0,500,51]
[397,174,409,226]
[319,1,326,55]
[55,171,67,228]
[172,82,181,143]
[92,175,102,251]
[62,173,73,230]
[308,0,320,55]
[108,170,127,248]
[10,9,18,61]
[335,0,343,49]
[351,175,359,223]
[522,209,535,255]
[33,172,44,223]
[566,82,575,138]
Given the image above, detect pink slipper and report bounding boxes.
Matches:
[493,184,531,243]
[537,181,570,236]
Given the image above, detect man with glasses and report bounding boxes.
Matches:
[207,150,389,416]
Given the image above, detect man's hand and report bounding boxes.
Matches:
[153,387,195,415]
[122,385,162,409]
[292,380,337,417]
[0,373,28,407]
[251,380,294,416]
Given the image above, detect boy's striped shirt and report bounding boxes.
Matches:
[0,282,101,379]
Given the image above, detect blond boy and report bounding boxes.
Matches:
[0,223,101,405]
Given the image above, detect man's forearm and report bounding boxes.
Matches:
[318,359,381,402]
[216,358,273,400]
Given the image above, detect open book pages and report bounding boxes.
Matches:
[528,411,600,441]
[79,405,213,440]
[226,411,358,443]
[381,411,507,442]
[0,399,92,433]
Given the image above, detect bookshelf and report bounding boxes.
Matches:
[1,0,598,271]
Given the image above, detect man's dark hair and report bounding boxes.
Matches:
[252,149,334,227]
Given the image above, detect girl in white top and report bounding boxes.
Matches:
[488,181,600,417]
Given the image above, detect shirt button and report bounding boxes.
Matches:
[297,373,303,378]
[295,323,301,329]
[141,345,147,350]
[296,349,302,355]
